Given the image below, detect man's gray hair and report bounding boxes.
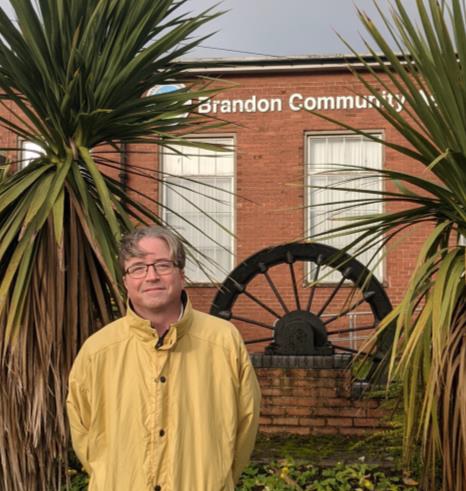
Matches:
[119,225,186,271]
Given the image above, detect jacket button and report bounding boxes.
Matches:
[154,486,161,491]
[159,429,165,437]
[160,376,166,383]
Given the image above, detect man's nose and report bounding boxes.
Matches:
[145,264,161,280]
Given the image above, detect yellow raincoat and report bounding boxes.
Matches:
[67,295,260,491]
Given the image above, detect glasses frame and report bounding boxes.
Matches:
[124,259,179,279]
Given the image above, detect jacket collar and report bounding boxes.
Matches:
[125,291,193,348]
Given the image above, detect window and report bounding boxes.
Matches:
[162,137,234,283]
[18,140,44,169]
[306,133,383,281]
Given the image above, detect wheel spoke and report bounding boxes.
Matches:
[287,259,301,310]
[243,290,281,319]
[245,337,274,345]
[230,314,275,330]
[316,267,351,317]
[323,292,375,325]
[306,255,323,312]
[211,243,393,385]
[327,324,377,336]
[332,344,383,361]
[260,263,290,314]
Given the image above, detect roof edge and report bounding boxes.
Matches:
[179,53,397,74]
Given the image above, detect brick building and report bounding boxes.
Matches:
[7,54,427,434]
[10,55,425,351]
[161,55,424,434]
[137,55,424,352]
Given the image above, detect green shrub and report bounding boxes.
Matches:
[236,460,417,491]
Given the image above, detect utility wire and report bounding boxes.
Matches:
[182,43,284,58]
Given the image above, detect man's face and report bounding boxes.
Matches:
[123,237,185,317]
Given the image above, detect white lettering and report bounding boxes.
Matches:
[199,92,408,114]
[419,90,437,107]
[336,96,354,110]
[384,92,393,106]
[366,95,380,109]
[303,96,317,111]
[197,97,211,114]
[232,99,244,112]
[289,93,303,111]
[221,100,231,113]
[394,95,405,112]
[317,96,335,110]
[198,95,284,113]
[211,99,221,112]
[257,98,269,112]
[355,96,368,109]
[244,96,256,112]
[270,98,282,112]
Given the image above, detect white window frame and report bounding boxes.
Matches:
[305,131,385,283]
[161,135,235,285]
[18,139,44,170]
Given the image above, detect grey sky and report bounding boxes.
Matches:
[185,0,420,59]
[0,0,420,59]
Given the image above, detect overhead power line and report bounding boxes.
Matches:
[182,43,283,58]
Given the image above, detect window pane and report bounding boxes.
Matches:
[19,141,44,169]
[162,139,234,283]
[307,133,383,282]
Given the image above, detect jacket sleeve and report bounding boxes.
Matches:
[232,340,261,483]
[66,355,92,475]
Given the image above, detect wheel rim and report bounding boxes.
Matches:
[210,242,394,382]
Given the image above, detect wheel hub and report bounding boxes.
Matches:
[271,310,334,356]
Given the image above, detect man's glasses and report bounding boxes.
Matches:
[125,260,178,279]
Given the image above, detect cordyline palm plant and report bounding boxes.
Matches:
[0,0,224,489]
[311,0,466,489]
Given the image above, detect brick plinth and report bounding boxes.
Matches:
[251,354,387,436]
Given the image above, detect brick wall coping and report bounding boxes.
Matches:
[250,353,353,369]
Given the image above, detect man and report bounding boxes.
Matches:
[67,225,261,491]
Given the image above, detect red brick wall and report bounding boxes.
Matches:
[253,357,387,436]
[147,69,427,320]
[0,65,406,434]
[0,65,428,342]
